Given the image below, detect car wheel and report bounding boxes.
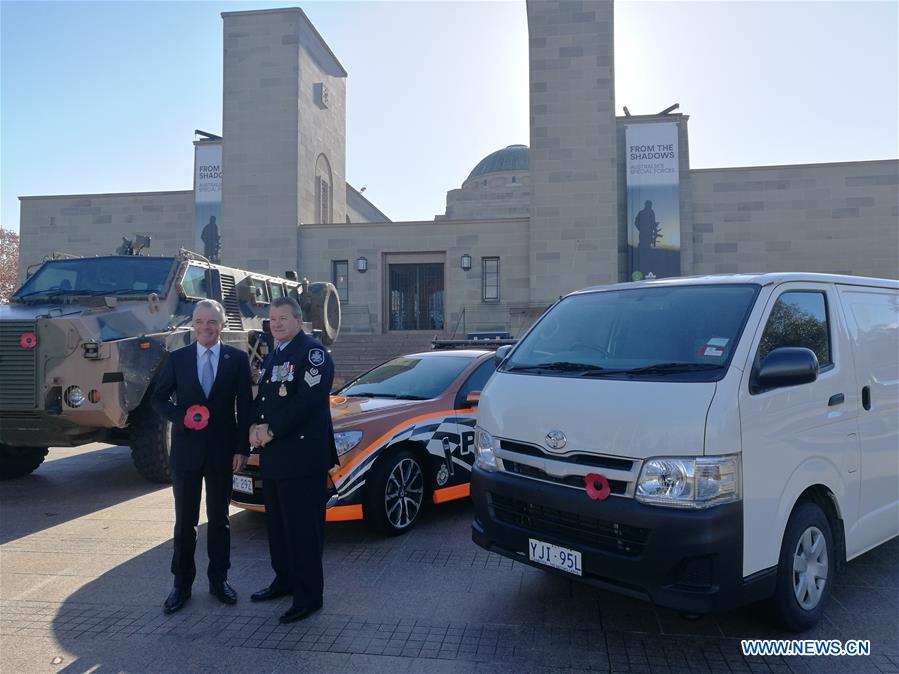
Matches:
[128,399,173,483]
[771,501,834,631]
[365,449,426,535]
[0,444,48,479]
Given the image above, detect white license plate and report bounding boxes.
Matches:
[232,474,254,495]
[528,538,582,576]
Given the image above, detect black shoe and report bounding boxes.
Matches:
[163,587,191,615]
[250,584,291,602]
[209,580,237,605]
[279,602,322,624]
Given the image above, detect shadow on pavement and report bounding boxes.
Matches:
[0,444,168,545]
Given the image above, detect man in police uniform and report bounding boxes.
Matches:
[249,296,338,623]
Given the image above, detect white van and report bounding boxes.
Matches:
[470,273,898,630]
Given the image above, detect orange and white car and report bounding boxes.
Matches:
[231,348,497,534]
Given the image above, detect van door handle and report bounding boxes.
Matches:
[862,386,871,411]
[828,393,845,407]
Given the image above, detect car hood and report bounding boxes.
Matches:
[479,372,717,458]
[329,395,427,428]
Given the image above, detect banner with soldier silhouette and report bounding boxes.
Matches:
[194,141,223,264]
[625,123,681,281]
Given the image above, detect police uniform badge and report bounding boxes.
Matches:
[309,349,325,367]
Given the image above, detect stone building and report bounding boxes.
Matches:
[18,2,899,343]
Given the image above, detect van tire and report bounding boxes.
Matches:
[129,401,172,484]
[364,449,426,536]
[305,282,341,346]
[0,445,48,479]
[771,501,834,631]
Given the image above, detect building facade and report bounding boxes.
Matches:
[19,2,899,337]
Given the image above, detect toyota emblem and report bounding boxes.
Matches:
[545,430,567,450]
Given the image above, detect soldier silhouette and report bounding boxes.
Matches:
[201,216,221,263]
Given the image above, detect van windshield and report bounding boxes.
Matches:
[502,284,759,381]
[13,257,177,302]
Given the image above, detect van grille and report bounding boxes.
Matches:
[490,493,649,557]
[499,439,635,471]
[503,459,628,495]
[0,321,38,410]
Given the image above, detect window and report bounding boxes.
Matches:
[315,154,333,224]
[332,260,348,303]
[455,359,497,408]
[757,291,831,367]
[482,257,500,302]
[181,265,210,298]
[270,283,285,300]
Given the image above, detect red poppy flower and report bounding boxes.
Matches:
[184,404,210,430]
[584,473,610,501]
[19,332,37,349]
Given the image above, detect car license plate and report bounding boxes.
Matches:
[232,474,254,495]
[528,538,582,576]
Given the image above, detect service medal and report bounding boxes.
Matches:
[279,383,288,397]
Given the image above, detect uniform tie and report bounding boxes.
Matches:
[201,349,215,397]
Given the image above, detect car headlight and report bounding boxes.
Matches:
[64,385,86,408]
[636,454,741,509]
[474,426,499,472]
[333,431,363,456]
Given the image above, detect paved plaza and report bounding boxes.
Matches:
[1,444,896,673]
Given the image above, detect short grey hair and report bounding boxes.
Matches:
[193,299,227,324]
[271,296,303,320]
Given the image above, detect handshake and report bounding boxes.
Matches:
[249,423,274,449]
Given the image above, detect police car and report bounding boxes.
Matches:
[231,348,497,534]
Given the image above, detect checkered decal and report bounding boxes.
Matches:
[334,413,477,504]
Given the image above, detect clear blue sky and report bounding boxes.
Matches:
[2,1,897,232]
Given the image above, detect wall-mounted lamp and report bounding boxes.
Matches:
[355,256,368,273]
[460,254,472,271]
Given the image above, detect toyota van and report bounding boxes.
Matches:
[470,273,898,630]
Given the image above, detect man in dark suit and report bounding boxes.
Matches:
[249,296,338,623]
[152,299,252,614]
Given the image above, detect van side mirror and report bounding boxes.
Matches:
[465,391,481,406]
[754,347,818,393]
[495,344,513,367]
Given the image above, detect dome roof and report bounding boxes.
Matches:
[467,144,529,180]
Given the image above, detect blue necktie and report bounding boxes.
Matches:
[201,349,215,397]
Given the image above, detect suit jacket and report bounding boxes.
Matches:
[253,331,338,480]
[151,342,253,474]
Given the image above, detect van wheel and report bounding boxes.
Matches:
[364,450,425,535]
[129,401,172,483]
[0,445,48,479]
[771,501,834,631]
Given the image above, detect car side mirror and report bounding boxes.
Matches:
[755,347,819,393]
[465,391,481,406]
[495,344,512,367]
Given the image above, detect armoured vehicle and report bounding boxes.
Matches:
[0,242,340,482]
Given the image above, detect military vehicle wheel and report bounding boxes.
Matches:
[364,449,426,536]
[0,445,48,480]
[129,401,172,483]
[305,282,341,346]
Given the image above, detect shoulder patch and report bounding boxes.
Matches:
[308,348,325,367]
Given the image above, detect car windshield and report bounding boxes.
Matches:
[13,257,177,302]
[503,284,759,381]
[340,355,473,400]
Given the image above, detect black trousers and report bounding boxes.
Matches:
[171,461,232,588]
[263,475,326,608]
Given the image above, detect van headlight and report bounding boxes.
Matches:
[636,454,741,509]
[333,431,363,456]
[474,426,499,472]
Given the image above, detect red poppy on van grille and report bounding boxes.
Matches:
[585,473,611,501]
[19,332,37,349]
[184,405,210,430]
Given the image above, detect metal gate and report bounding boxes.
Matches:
[388,263,444,331]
